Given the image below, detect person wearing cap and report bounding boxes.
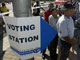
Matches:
[43,3,54,23]
[48,7,58,60]
[56,3,76,60]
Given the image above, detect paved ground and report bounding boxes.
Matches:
[0,35,78,60]
[0,2,80,60]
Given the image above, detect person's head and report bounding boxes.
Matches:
[2,3,6,6]
[36,1,40,6]
[60,3,75,18]
[48,3,54,10]
[51,6,58,17]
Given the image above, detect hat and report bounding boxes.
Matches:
[60,3,75,10]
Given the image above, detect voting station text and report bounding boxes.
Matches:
[7,24,39,43]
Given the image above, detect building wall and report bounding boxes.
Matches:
[0,0,12,3]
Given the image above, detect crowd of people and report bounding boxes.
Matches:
[32,1,79,60]
[0,1,79,60]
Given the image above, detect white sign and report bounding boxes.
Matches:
[4,16,40,60]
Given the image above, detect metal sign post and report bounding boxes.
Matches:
[12,0,32,17]
[12,0,34,60]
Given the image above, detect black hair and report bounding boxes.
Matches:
[2,3,5,6]
[51,8,55,12]
[36,1,40,6]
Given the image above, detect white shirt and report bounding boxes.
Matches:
[57,15,74,41]
[49,15,57,30]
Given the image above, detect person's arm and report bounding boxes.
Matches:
[43,11,48,22]
[72,29,77,44]
[63,37,73,44]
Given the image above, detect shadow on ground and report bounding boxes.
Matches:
[0,51,6,60]
[43,54,50,60]
[69,51,77,60]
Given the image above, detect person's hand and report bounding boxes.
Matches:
[74,37,77,43]
[71,38,77,45]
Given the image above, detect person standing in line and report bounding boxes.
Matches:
[42,3,54,59]
[75,1,79,18]
[0,5,4,25]
[43,3,54,23]
[1,3,9,16]
[33,1,40,16]
[0,5,4,57]
[48,6,58,60]
[32,0,35,7]
[57,3,76,60]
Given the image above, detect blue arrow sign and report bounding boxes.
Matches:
[40,17,58,53]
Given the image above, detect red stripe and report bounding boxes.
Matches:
[54,1,71,3]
